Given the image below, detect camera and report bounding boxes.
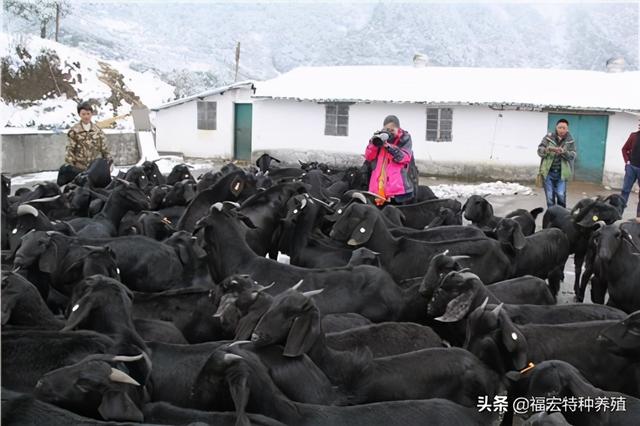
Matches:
[371,129,393,147]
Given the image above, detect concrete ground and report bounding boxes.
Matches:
[420,176,639,304]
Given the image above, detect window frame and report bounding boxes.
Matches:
[197,100,217,130]
[324,103,350,137]
[425,107,453,142]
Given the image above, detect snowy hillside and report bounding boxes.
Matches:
[1,32,174,129]
[4,1,635,97]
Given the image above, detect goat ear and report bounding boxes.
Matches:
[98,390,144,422]
[238,214,257,229]
[347,214,376,246]
[191,240,207,259]
[63,298,93,331]
[1,291,18,325]
[511,225,526,250]
[482,199,494,219]
[229,176,245,196]
[176,243,189,265]
[434,285,477,323]
[283,309,321,357]
[38,241,58,274]
[224,360,251,426]
[498,310,528,370]
[234,310,262,341]
[398,209,406,225]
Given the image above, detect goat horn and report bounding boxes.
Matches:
[223,201,241,208]
[358,190,387,199]
[228,340,251,347]
[300,197,307,210]
[479,297,489,311]
[26,195,61,203]
[212,202,224,211]
[351,192,367,204]
[17,204,39,217]
[310,196,332,209]
[291,279,304,291]
[109,368,140,386]
[491,302,504,316]
[302,289,324,298]
[111,354,144,362]
[115,178,131,186]
[449,255,470,261]
[256,282,275,292]
[223,353,244,362]
[441,249,450,256]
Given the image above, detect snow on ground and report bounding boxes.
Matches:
[1,32,174,129]
[9,171,59,187]
[430,181,533,199]
[8,156,219,189]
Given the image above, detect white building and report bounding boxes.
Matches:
[151,65,640,186]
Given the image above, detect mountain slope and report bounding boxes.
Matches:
[1,32,174,128]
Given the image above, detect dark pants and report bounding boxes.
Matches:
[621,163,640,216]
[543,169,567,208]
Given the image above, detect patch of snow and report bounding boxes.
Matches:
[254,66,640,112]
[430,181,533,199]
[10,171,59,186]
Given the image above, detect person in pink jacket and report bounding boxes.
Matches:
[365,115,418,205]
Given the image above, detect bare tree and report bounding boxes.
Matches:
[4,0,71,40]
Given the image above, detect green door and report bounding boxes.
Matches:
[234,103,252,161]
[547,113,608,183]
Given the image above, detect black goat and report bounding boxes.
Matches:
[251,289,504,406]
[543,197,622,298]
[197,203,414,322]
[15,231,191,292]
[419,252,555,305]
[66,180,150,238]
[380,198,462,229]
[189,346,501,426]
[462,195,542,236]
[495,217,569,296]
[508,360,640,426]
[32,354,145,422]
[427,271,625,324]
[464,303,640,397]
[583,222,640,313]
[330,203,511,283]
[166,163,195,186]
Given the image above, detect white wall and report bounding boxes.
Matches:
[160,95,637,186]
[603,112,639,187]
[253,100,546,166]
[155,87,254,158]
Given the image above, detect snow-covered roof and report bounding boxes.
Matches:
[253,66,640,112]
[151,81,255,111]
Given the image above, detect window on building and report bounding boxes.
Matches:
[197,101,217,130]
[426,108,452,142]
[324,103,349,136]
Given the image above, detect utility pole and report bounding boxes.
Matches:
[55,3,61,41]
[234,42,241,82]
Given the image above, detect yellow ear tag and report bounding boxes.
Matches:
[592,215,599,222]
[519,362,535,374]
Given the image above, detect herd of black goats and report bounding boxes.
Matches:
[1,153,639,426]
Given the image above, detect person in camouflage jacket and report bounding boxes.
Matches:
[64,102,112,171]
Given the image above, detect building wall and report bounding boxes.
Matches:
[252,100,547,180]
[1,131,139,175]
[155,87,253,158]
[602,112,638,187]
